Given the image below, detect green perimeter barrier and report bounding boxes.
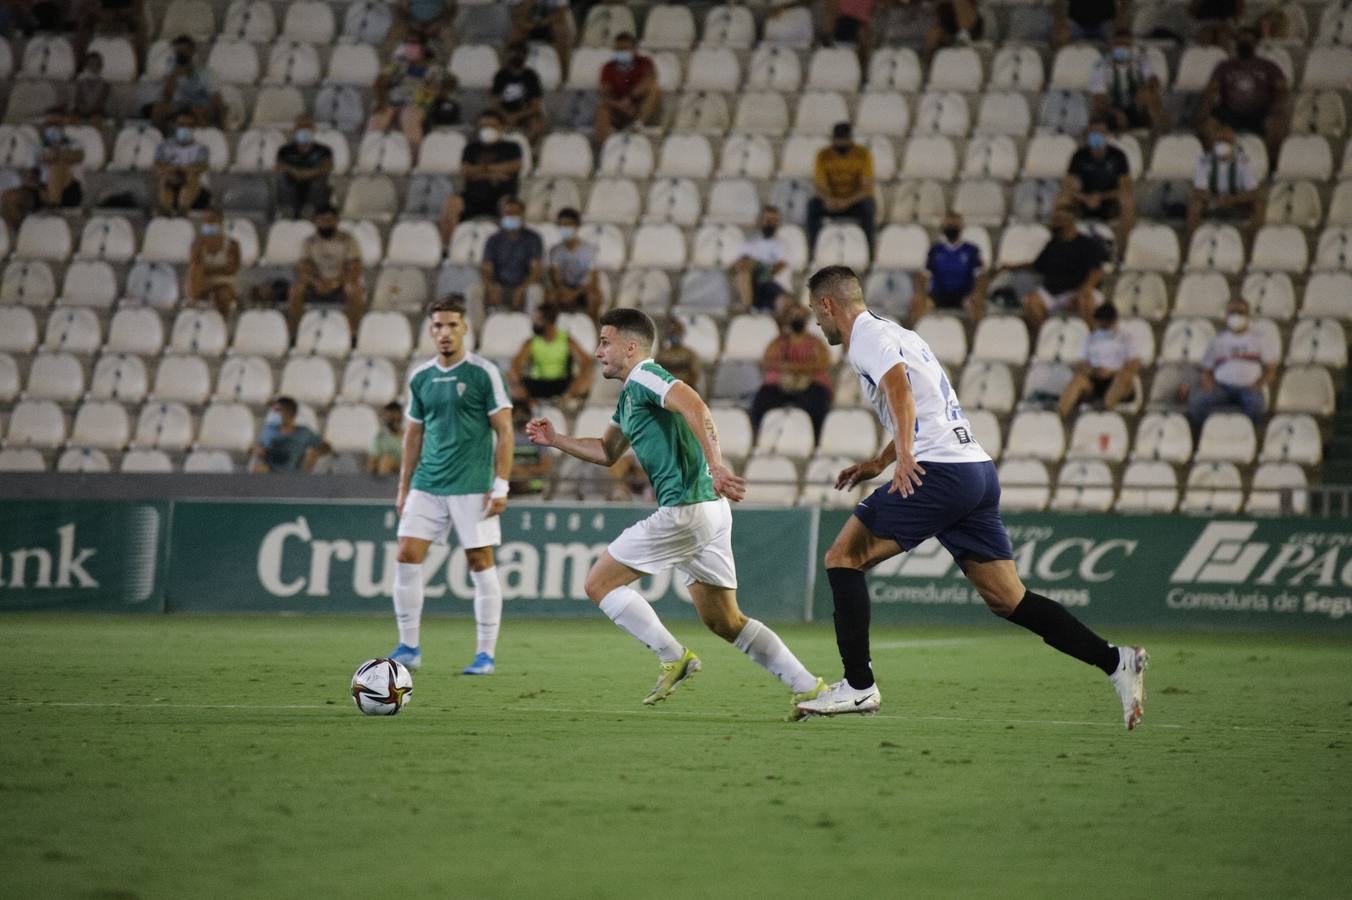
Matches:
[2,500,1351,631]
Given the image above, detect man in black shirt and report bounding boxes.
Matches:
[274,114,333,219]
[491,44,545,143]
[1054,0,1119,46]
[1059,118,1135,246]
[438,110,524,243]
[1015,206,1108,331]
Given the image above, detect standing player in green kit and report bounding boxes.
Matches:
[526,308,827,717]
[388,296,514,675]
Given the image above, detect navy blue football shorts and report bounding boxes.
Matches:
[852,460,1015,565]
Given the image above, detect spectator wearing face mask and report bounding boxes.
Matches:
[1187,126,1263,240]
[274,114,333,220]
[546,207,602,320]
[1088,29,1165,136]
[1009,206,1107,331]
[507,302,593,404]
[0,109,84,231]
[288,206,365,336]
[1060,118,1136,247]
[439,110,523,243]
[1057,303,1139,417]
[749,306,834,442]
[733,206,793,314]
[910,212,985,325]
[1189,298,1276,427]
[1201,27,1288,165]
[154,114,210,214]
[491,43,546,144]
[187,208,241,318]
[151,35,222,128]
[654,316,704,396]
[71,52,109,122]
[808,122,876,254]
[595,32,660,145]
[480,197,544,312]
[250,396,322,473]
[368,401,405,476]
[368,39,440,153]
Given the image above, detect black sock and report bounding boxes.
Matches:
[1007,591,1120,676]
[827,567,874,689]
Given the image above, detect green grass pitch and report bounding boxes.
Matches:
[3,614,1350,899]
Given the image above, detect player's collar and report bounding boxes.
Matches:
[623,358,657,383]
[433,353,468,372]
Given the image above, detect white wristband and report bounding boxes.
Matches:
[491,477,510,499]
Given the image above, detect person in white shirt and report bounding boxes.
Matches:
[1057,302,1140,417]
[1187,126,1264,239]
[1189,297,1277,427]
[155,113,210,214]
[795,265,1149,731]
[733,206,793,314]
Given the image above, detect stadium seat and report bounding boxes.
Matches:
[1287,319,1347,368]
[1049,44,1100,90]
[1302,272,1352,320]
[1245,463,1308,516]
[998,459,1050,511]
[130,401,193,450]
[1122,224,1181,273]
[1115,460,1179,513]
[326,42,380,86]
[642,4,696,49]
[1005,411,1066,461]
[214,356,274,405]
[104,309,165,357]
[888,179,947,226]
[293,310,352,358]
[645,177,703,226]
[23,352,84,403]
[1275,135,1333,181]
[160,0,215,41]
[324,403,380,453]
[962,136,1020,182]
[1159,318,1216,365]
[855,91,910,138]
[1259,415,1322,466]
[124,262,182,309]
[1303,45,1352,89]
[338,357,399,405]
[913,91,970,137]
[0,353,18,403]
[685,47,740,92]
[263,39,322,86]
[564,46,612,90]
[536,132,593,179]
[1051,460,1115,512]
[1066,411,1129,462]
[278,356,336,407]
[1275,366,1335,416]
[1315,227,1352,270]
[19,34,76,79]
[754,408,815,461]
[151,355,212,405]
[577,224,627,270]
[818,409,878,459]
[4,399,65,449]
[599,133,655,178]
[690,224,746,269]
[169,309,228,357]
[120,448,173,473]
[139,217,196,264]
[384,221,443,268]
[958,362,1015,414]
[354,132,412,175]
[734,91,791,135]
[1185,225,1246,274]
[14,215,72,262]
[914,316,967,367]
[88,355,148,403]
[672,91,732,134]
[801,454,860,507]
[222,0,276,41]
[1265,180,1323,229]
[1112,271,1169,320]
[68,401,131,451]
[718,133,776,179]
[1180,462,1244,515]
[183,449,236,473]
[581,2,634,46]
[971,316,1030,365]
[656,133,714,179]
[675,312,720,363]
[1034,317,1089,364]
[808,46,861,92]
[1195,413,1257,464]
[762,4,813,47]
[900,135,957,180]
[812,223,870,270]
[354,312,414,358]
[742,455,799,506]
[42,308,101,355]
[207,38,261,84]
[56,448,111,473]
[1250,225,1309,273]
[702,5,755,49]
[722,315,780,362]
[196,402,256,452]
[990,45,1044,92]
[630,224,687,270]
[283,0,335,42]
[704,179,761,227]
[1022,134,1077,179]
[1,260,56,307]
[1173,271,1232,318]
[929,46,982,92]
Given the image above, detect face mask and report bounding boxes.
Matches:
[1112,46,1130,62]
[558,225,576,241]
[316,225,337,238]
[174,51,193,65]
[532,323,547,336]
[790,319,807,333]
[44,126,63,144]
[1227,313,1248,332]
[295,129,313,144]
[761,225,777,238]
[1213,141,1233,159]
[201,223,220,237]
[264,411,282,428]
[1087,132,1107,151]
[502,216,521,231]
[614,50,633,66]
[479,126,500,144]
[176,127,193,143]
[942,226,961,242]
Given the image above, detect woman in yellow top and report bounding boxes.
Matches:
[508,303,595,407]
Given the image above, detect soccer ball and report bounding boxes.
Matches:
[351,658,414,716]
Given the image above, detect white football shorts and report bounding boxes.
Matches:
[607,498,738,589]
[397,489,502,549]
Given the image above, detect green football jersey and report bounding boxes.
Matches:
[406,353,511,495]
[610,359,718,508]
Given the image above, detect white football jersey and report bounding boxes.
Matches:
[847,311,991,464]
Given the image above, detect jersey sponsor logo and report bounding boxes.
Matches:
[430,376,458,383]
[953,426,971,444]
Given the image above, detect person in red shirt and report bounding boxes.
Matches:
[595,32,660,145]
[1200,26,1288,165]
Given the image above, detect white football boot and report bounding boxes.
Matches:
[1110,645,1149,730]
[794,679,881,717]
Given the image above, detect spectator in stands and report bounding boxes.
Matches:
[508,0,572,76]
[187,209,241,319]
[595,32,660,145]
[655,316,704,396]
[1187,125,1264,240]
[154,114,210,214]
[733,206,793,315]
[368,39,439,154]
[249,396,321,474]
[546,207,602,321]
[507,303,594,405]
[1200,26,1288,166]
[1089,29,1165,136]
[822,0,882,66]
[394,0,453,45]
[74,0,147,66]
[1060,118,1136,247]
[1057,302,1139,417]
[274,115,333,221]
[151,35,222,128]
[749,305,834,442]
[424,70,462,128]
[438,110,523,243]
[808,122,876,254]
[287,206,365,336]
[0,109,83,230]
[1053,0,1123,47]
[70,52,109,123]
[367,401,404,477]
[925,0,984,63]
[909,212,986,325]
[1188,298,1276,428]
[1015,206,1107,331]
[491,43,546,145]
[1189,0,1243,46]
[509,401,552,496]
[481,197,544,312]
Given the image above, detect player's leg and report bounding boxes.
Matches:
[390,490,451,669]
[823,514,903,689]
[449,495,505,675]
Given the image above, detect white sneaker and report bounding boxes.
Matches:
[794,679,881,717]
[1110,645,1148,730]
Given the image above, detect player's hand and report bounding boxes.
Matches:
[525,417,556,446]
[835,458,883,491]
[396,486,408,518]
[888,453,926,498]
[482,493,508,517]
[709,463,747,502]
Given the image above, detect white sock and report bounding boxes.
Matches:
[599,586,684,663]
[470,566,502,657]
[734,618,818,693]
[393,562,424,649]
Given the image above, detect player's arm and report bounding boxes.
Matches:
[396,419,424,518]
[663,381,747,502]
[484,407,514,515]
[879,363,925,498]
[527,419,630,467]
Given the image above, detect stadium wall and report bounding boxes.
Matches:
[2,498,1351,632]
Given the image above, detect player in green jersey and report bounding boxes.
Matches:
[527,308,827,717]
[388,296,515,675]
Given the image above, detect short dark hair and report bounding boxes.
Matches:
[807,265,860,299]
[599,307,656,348]
[615,31,636,43]
[273,396,298,416]
[172,34,195,47]
[831,122,852,140]
[1093,302,1119,323]
[427,295,467,318]
[478,108,503,123]
[382,401,403,413]
[557,207,580,223]
[537,303,561,325]
[500,195,523,211]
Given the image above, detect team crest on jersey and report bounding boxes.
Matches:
[457,382,467,397]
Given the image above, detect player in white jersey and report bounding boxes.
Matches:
[795,267,1148,729]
